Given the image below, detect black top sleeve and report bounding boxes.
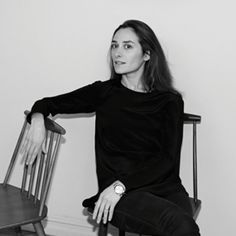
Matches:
[118,95,184,191]
[27,81,102,122]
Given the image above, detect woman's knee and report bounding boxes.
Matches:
[175,215,200,236]
[161,209,200,236]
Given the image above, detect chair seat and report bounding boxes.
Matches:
[0,184,47,229]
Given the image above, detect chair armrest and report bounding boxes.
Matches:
[184,113,201,124]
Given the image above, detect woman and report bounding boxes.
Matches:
[22,20,200,235]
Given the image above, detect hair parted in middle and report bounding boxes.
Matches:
[109,19,177,93]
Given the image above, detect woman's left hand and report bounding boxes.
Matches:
[92,182,122,224]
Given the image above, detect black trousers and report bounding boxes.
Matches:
[110,191,200,236]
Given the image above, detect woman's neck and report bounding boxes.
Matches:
[121,75,146,93]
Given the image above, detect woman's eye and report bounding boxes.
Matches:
[111,44,118,49]
[124,44,132,49]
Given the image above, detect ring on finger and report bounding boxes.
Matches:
[104,206,110,212]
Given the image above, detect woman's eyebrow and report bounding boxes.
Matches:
[123,40,135,44]
[111,40,135,44]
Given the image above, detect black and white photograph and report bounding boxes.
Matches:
[0,0,235,235]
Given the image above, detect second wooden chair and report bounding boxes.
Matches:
[0,111,66,236]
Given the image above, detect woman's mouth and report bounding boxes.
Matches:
[114,61,126,65]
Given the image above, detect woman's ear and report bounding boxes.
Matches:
[144,50,150,61]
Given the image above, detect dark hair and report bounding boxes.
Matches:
[109,19,177,93]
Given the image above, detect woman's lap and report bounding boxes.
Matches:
[111,191,200,236]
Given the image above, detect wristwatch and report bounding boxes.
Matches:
[113,183,126,196]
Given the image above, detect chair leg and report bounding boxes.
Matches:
[98,222,108,236]
[14,226,22,236]
[119,229,125,236]
[33,222,46,236]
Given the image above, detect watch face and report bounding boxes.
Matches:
[115,185,124,194]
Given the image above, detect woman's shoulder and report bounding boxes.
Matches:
[152,89,183,103]
[147,90,184,113]
[88,79,119,101]
[92,78,118,88]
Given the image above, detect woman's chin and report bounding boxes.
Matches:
[114,69,124,74]
[114,68,129,75]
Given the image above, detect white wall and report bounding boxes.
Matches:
[0,0,236,235]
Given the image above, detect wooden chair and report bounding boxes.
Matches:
[87,112,202,236]
[183,113,202,221]
[0,111,66,236]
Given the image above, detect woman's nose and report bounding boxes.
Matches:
[114,47,123,58]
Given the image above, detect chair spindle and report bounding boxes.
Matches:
[39,134,61,216]
[34,153,45,203]
[27,160,37,198]
[40,131,54,201]
[21,164,28,192]
[193,122,198,204]
[3,119,28,186]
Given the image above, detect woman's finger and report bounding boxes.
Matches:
[26,142,40,165]
[96,199,106,224]
[24,138,33,164]
[102,204,110,224]
[93,199,101,220]
[42,140,47,153]
[29,147,39,165]
[20,137,29,160]
[20,129,29,154]
[26,144,36,165]
[108,204,115,222]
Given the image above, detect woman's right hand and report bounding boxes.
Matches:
[21,113,46,165]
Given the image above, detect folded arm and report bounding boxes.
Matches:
[22,81,103,165]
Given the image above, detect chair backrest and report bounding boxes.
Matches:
[3,110,66,216]
[183,113,201,205]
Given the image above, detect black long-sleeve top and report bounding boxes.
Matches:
[28,78,187,206]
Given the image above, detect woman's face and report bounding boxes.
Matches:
[111,27,149,77]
